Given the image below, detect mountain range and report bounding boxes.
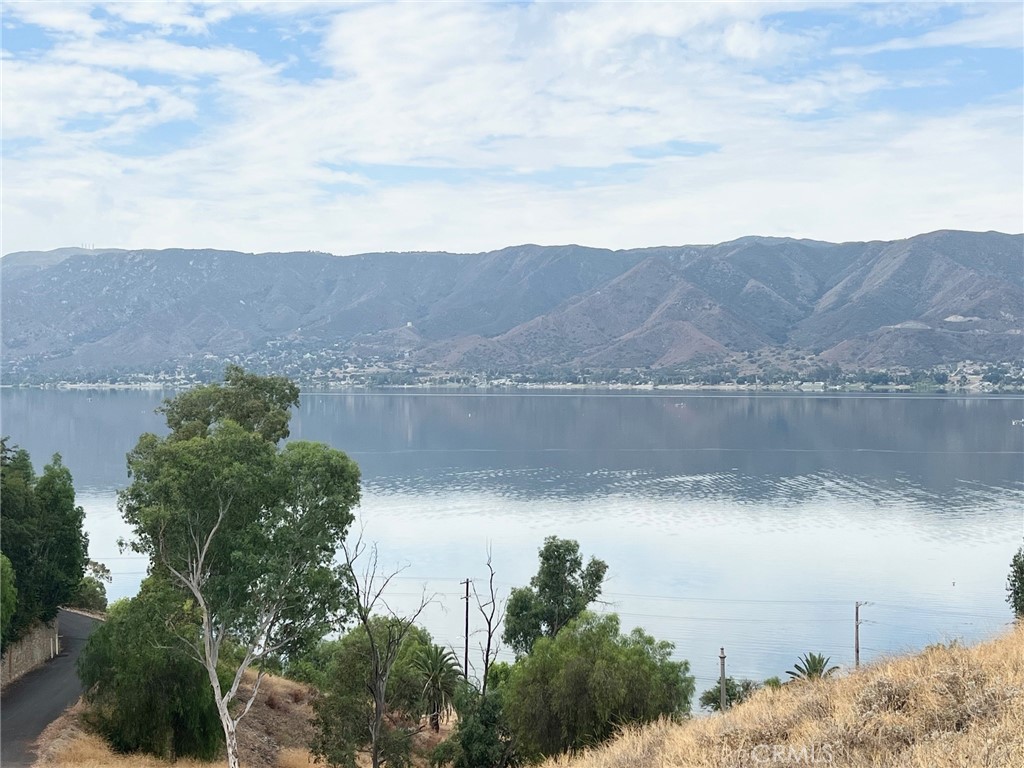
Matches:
[2,230,1021,381]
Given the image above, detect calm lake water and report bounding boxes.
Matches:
[2,388,1022,699]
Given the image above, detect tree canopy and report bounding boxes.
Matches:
[158,363,300,443]
[118,367,360,768]
[502,536,607,656]
[1,440,87,647]
[502,612,693,759]
[1,554,16,641]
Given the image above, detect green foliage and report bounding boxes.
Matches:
[763,676,783,690]
[698,677,761,711]
[1008,546,1024,618]
[1,554,17,640]
[120,368,361,768]
[77,576,224,760]
[285,637,345,689]
[502,536,608,656]
[1,441,88,647]
[311,619,433,768]
[432,685,519,768]
[158,363,299,443]
[786,652,840,681]
[120,407,361,664]
[414,645,461,731]
[71,560,111,612]
[71,576,108,612]
[502,612,694,759]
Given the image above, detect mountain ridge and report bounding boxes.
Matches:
[2,230,1021,381]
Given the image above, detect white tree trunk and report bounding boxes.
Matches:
[223,717,240,768]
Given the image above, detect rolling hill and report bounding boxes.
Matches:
[2,231,1021,381]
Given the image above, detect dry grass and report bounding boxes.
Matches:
[275,748,314,768]
[41,628,1022,768]
[33,672,317,768]
[34,671,454,768]
[32,700,214,768]
[544,624,1024,768]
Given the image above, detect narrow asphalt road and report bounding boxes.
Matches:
[1,610,99,767]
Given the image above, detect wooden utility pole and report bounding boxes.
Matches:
[854,602,859,668]
[461,579,471,678]
[719,647,727,711]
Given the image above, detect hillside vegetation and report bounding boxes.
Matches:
[3,230,1021,381]
[34,673,316,768]
[543,624,1023,768]
[34,670,451,768]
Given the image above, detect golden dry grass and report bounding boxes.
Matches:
[274,747,314,768]
[34,671,453,768]
[32,700,214,768]
[33,672,317,768]
[544,624,1024,768]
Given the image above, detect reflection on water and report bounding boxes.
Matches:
[2,389,1021,695]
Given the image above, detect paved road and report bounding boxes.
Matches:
[1,610,99,767]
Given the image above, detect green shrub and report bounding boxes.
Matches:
[77,576,224,760]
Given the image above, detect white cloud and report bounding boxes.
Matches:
[1,59,194,139]
[835,3,1024,54]
[1,2,1021,256]
[4,1,106,38]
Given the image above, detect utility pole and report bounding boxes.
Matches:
[461,579,471,679]
[719,647,727,711]
[855,601,863,668]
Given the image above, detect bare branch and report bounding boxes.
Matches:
[339,524,436,768]
[472,547,506,697]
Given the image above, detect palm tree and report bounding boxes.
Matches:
[786,652,839,681]
[414,644,461,731]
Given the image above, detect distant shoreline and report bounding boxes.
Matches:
[3,381,1021,395]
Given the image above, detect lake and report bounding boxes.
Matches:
[2,388,1022,700]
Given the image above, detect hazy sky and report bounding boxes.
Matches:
[3,1,1022,255]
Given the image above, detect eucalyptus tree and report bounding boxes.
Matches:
[502,536,607,656]
[119,368,360,768]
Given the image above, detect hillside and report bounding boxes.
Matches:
[543,624,1024,768]
[2,231,1021,382]
[33,670,450,768]
[33,627,1024,767]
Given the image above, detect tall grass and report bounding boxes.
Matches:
[544,624,1024,768]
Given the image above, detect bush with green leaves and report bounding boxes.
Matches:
[698,677,762,711]
[431,682,519,768]
[77,575,224,760]
[311,619,434,768]
[502,612,694,759]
